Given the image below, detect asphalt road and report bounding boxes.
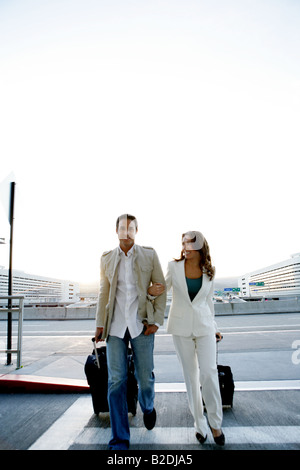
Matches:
[1,313,300,453]
[1,312,300,382]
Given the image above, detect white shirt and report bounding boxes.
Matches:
[109,245,144,339]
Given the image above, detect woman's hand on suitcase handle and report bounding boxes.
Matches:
[216,332,223,342]
[95,327,104,342]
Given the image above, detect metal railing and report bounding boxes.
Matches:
[0,296,24,369]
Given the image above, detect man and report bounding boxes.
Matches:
[95,214,166,450]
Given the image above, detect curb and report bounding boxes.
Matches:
[0,374,90,393]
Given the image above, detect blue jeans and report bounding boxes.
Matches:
[106,327,155,450]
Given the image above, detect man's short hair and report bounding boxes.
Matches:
[116,214,138,229]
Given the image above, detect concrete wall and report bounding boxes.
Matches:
[7,299,299,320]
[214,299,300,316]
[20,306,97,320]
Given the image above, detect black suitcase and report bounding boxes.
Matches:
[216,336,234,408]
[217,364,234,408]
[84,339,138,415]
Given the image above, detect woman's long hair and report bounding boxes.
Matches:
[174,233,216,280]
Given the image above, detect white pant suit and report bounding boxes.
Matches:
[165,260,223,436]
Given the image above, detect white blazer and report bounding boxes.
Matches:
[165,260,217,337]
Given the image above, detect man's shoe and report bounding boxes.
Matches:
[143,408,156,430]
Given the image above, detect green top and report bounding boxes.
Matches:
[186,276,203,301]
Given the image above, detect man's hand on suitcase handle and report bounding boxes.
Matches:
[144,324,158,336]
[94,327,104,342]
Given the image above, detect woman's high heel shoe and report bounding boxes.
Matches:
[213,431,225,446]
[195,432,207,444]
[209,425,225,446]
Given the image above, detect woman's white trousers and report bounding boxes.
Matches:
[172,333,223,436]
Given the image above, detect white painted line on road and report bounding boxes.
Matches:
[155,382,187,392]
[234,380,300,391]
[5,327,300,338]
[7,335,94,338]
[28,396,92,450]
[155,380,300,392]
[220,324,300,330]
[223,329,300,335]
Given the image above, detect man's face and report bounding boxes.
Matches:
[117,218,137,243]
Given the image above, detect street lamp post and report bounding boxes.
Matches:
[6,182,15,365]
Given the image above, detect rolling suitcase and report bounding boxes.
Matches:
[84,339,138,415]
[216,339,234,408]
[217,364,234,408]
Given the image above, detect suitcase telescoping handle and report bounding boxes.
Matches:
[216,333,223,365]
[91,337,100,369]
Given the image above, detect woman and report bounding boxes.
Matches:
[152,231,225,446]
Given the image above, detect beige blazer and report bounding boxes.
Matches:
[165,260,217,337]
[95,244,166,339]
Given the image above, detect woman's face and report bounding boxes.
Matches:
[182,240,201,261]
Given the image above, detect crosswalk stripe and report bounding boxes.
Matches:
[28,386,300,450]
[29,396,91,450]
[75,426,300,446]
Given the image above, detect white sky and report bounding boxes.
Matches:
[0,0,299,284]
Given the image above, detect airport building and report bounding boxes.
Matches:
[0,266,80,306]
[238,253,300,299]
